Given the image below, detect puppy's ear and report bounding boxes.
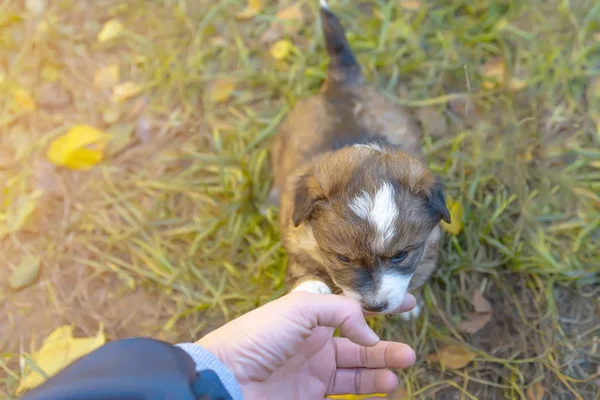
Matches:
[292,173,326,227]
[427,181,451,224]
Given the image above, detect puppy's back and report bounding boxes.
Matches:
[271,2,422,202]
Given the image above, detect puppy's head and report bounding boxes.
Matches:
[292,144,450,314]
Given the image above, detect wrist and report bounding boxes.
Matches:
[175,343,244,400]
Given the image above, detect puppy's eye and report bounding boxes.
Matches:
[391,251,408,263]
[337,255,351,263]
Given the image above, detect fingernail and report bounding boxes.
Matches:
[408,347,416,364]
[366,324,379,342]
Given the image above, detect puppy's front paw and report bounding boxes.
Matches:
[292,280,332,295]
[399,302,422,321]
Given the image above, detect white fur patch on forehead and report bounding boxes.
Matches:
[349,182,399,251]
[353,142,385,152]
[320,0,329,9]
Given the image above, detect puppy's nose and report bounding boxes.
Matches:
[363,301,388,313]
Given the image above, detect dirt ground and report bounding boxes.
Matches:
[1,0,599,398]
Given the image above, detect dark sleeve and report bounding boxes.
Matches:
[19,338,234,400]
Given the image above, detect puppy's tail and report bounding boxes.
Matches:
[320,0,362,86]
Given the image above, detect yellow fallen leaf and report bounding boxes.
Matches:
[399,0,421,10]
[17,325,105,393]
[236,0,263,20]
[441,197,464,235]
[12,87,36,112]
[482,57,526,91]
[326,395,387,399]
[427,345,476,369]
[112,81,142,103]
[97,19,124,42]
[207,78,235,103]
[275,4,304,34]
[260,3,305,43]
[47,125,111,170]
[94,65,120,89]
[270,39,294,60]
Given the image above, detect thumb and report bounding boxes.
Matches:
[283,292,406,347]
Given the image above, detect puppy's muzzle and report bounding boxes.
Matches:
[362,301,388,313]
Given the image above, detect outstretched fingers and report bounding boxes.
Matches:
[333,338,416,369]
[327,368,399,395]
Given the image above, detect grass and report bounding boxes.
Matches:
[1,0,599,398]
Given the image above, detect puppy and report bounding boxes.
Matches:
[269,1,450,319]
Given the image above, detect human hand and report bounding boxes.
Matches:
[196,292,416,399]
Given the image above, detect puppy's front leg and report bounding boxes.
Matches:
[292,277,332,295]
[288,260,332,295]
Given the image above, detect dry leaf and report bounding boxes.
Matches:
[97,19,124,42]
[270,39,294,60]
[275,4,304,34]
[106,124,135,156]
[261,3,305,43]
[0,190,42,239]
[526,382,545,400]
[207,78,235,103]
[17,325,105,393]
[427,345,476,369]
[481,57,526,91]
[441,197,464,235]
[481,57,505,89]
[12,87,37,112]
[94,65,120,89]
[9,255,41,290]
[112,81,142,103]
[458,312,492,334]
[236,0,263,20]
[399,0,421,10]
[472,289,492,313]
[47,125,111,170]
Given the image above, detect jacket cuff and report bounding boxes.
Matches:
[175,343,244,400]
